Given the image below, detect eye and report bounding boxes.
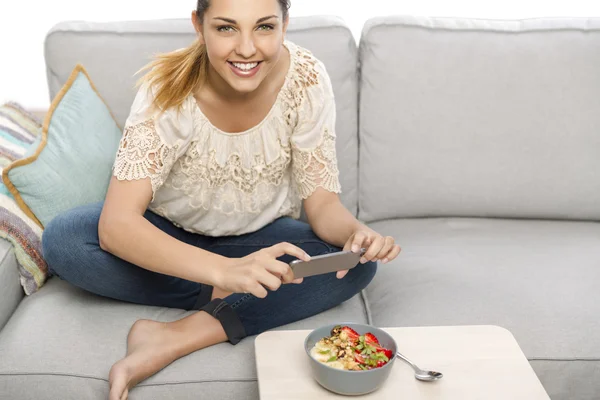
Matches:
[217,25,235,32]
[257,24,274,31]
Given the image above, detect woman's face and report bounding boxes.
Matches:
[194,0,288,95]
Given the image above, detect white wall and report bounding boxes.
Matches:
[1,0,598,109]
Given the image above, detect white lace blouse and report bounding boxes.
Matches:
[112,40,342,236]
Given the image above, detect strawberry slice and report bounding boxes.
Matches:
[364,333,380,345]
[373,346,393,360]
[354,353,366,364]
[382,348,393,359]
[341,326,360,342]
[366,340,393,360]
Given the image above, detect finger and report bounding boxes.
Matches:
[292,277,304,284]
[362,236,374,254]
[268,242,311,262]
[382,244,402,264]
[336,269,349,279]
[258,270,283,292]
[261,258,290,280]
[376,236,395,260]
[351,231,368,253]
[266,259,294,284]
[249,282,269,299]
[362,235,385,262]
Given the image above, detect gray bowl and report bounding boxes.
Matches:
[304,322,397,396]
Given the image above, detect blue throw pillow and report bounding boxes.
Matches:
[2,65,122,227]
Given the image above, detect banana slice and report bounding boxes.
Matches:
[326,360,345,370]
[314,340,331,351]
[310,343,338,362]
[310,347,331,362]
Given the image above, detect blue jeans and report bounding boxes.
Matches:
[42,202,377,344]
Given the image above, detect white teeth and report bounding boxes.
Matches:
[232,62,258,71]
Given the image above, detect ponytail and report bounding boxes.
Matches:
[136,38,208,113]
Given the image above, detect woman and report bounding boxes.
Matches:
[42,0,401,398]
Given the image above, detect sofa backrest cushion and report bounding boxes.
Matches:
[358,16,600,222]
[44,16,360,215]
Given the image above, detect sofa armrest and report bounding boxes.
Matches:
[0,239,24,331]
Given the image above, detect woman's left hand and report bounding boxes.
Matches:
[337,227,401,279]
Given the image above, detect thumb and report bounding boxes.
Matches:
[336,269,349,279]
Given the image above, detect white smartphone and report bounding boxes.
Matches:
[289,248,366,279]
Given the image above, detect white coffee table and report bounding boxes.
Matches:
[255,325,550,399]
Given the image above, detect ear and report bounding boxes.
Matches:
[191,10,205,44]
[282,15,289,37]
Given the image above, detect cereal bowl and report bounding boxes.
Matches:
[304,322,397,396]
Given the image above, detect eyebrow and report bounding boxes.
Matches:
[213,15,279,24]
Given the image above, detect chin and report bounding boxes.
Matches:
[226,77,263,94]
[229,81,260,94]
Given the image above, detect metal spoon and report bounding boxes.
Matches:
[395,351,443,381]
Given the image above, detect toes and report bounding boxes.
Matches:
[109,363,129,400]
[109,388,122,400]
[109,379,127,400]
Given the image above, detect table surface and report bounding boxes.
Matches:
[254,325,550,400]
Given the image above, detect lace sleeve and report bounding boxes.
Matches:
[291,58,342,199]
[112,119,179,199]
[112,82,192,200]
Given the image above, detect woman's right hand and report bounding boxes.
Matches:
[213,242,311,299]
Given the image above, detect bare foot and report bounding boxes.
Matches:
[108,320,181,400]
[109,308,228,399]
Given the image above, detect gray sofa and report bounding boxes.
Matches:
[1,14,599,400]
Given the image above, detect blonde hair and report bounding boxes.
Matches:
[136,39,209,113]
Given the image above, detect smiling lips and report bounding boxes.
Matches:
[228,61,262,77]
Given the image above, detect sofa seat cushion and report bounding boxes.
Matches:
[0,279,369,400]
[366,217,600,400]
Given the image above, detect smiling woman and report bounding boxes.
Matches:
[40,0,401,399]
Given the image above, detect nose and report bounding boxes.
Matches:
[236,35,257,59]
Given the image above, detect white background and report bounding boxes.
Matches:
[1,0,599,109]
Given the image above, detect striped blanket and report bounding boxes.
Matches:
[0,102,47,294]
[1,103,41,195]
[0,103,40,160]
[0,193,47,294]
